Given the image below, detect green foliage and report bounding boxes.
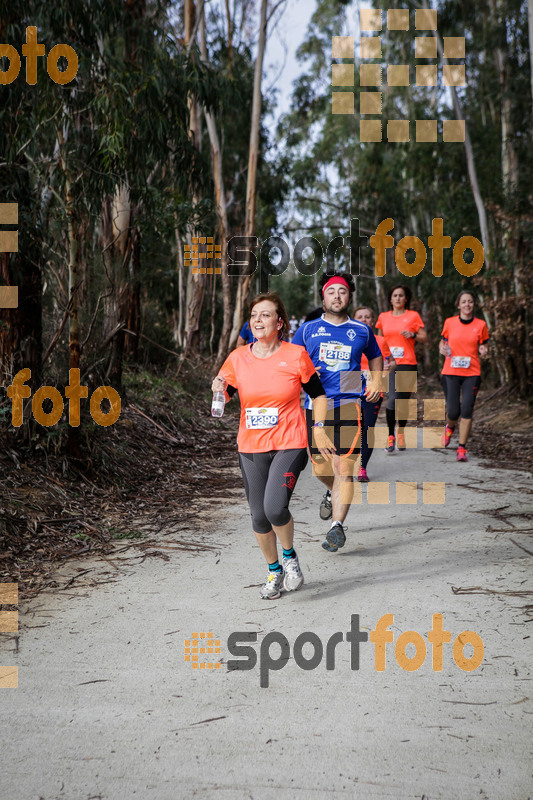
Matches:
[274,0,532,390]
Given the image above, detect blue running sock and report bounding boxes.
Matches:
[282,547,295,559]
[268,560,282,573]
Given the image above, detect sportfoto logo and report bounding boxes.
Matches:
[0,27,78,85]
[228,217,484,282]
[186,614,484,688]
[6,369,121,428]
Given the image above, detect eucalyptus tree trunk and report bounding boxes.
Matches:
[66,181,80,376]
[527,0,533,111]
[65,175,84,456]
[101,0,147,381]
[196,6,232,371]
[421,0,491,268]
[489,0,519,200]
[181,0,207,357]
[173,220,185,348]
[101,186,131,389]
[229,0,269,350]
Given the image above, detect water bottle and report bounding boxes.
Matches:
[211,391,225,417]
[444,340,452,357]
[384,356,390,368]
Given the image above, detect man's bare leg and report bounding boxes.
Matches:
[315,455,359,551]
[330,455,358,525]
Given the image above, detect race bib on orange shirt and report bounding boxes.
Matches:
[245,407,279,429]
[451,356,471,369]
[390,346,404,359]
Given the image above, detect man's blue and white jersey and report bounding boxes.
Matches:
[292,315,382,409]
[239,321,254,344]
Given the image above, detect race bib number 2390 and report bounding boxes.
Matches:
[245,407,279,429]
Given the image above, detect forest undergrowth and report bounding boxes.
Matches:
[0,360,242,598]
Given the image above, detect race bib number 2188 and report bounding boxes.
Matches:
[319,341,351,371]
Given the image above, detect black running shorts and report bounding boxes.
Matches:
[305,401,362,464]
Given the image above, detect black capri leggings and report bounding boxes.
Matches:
[441,375,481,421]
[238,449,308,534]
[385,365,417,433]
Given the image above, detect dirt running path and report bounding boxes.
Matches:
[1,439,532,800]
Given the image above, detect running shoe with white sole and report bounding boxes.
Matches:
[456,446,468,462]
[441,425,454,448]
[397,432,406,450]
[322,522,346,552]
[259,570,284,599]
[282,553,304,592]
[385,435,395,454]
[319,489,332,520]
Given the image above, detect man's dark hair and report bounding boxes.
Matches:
[319,270,356,296]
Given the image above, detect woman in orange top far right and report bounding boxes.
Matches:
[440,290,489,461]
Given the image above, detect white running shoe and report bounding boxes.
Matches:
[282,553,304,592]
[259,570,284,599]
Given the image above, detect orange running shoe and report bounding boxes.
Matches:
[457,446,468,462]
[397,432,406,450]
[385,435,395,454]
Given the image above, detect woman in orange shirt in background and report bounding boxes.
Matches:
[376,285,427,454]
[212,293,331,600]
[440,291,489,462]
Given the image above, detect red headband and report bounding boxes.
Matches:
[321,276,350,296]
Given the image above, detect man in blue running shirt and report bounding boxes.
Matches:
[292,271,382,552]
[236,320,254,346]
